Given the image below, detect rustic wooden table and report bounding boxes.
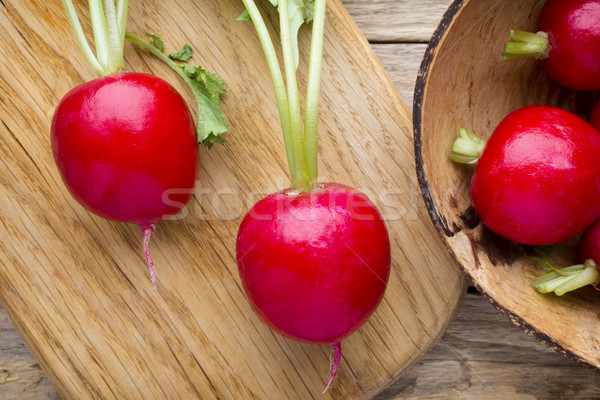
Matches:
[2,1,600,399]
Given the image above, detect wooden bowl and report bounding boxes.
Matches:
[414,0,600,368]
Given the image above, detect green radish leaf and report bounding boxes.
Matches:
[532,245,557,270]
[130,32,228,147]
[169,43,193,61]
[285,0,315,69]
[236,9,251,21]
[180,65,228,148]
[145,32,165,52]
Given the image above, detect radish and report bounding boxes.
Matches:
[579,219,600,278]
[532,220,600,296]
[236,0,390,391]
[589,98,600,130]
[450,105,600,245]
[501,0,600,90]
[53,0,227,287]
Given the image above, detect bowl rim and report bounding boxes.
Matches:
[411,0,590,367]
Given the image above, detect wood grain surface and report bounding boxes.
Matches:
[7,291,600,400]
[0,0,466,399]
[4,0,600,399]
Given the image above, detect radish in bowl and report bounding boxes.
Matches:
[501,0,600,90]
[450,105,600,246]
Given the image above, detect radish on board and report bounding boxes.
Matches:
[501,0,600,90]
[235,0,390,391]
[450,106,600,246]
[52,0,227,288]
[532,219,600,296]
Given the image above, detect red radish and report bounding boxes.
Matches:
[54,1,226,287]
[450,105,600,245]
[237,0,390,390]
[237,183,390,343]
[502,0,600,90]
[589,98,600,130]
[52,73,197,226]
[52,73,197,285]
[579,218,600,265]
[532,219,600,296]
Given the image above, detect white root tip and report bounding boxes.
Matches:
[323,342,341,393]
[142,225,157,290]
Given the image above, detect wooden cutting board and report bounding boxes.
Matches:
[0,0,466,398]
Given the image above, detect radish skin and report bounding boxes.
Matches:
[237,183,390,343]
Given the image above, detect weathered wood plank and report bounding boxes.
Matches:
[376,292,600,400]
[342,0,453,42]
[373,43,428,105]
[0,303,60,400]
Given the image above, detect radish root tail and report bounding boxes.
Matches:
[323,341,341,393]
[142,225,157,290]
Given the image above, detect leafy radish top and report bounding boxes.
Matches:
[61,0,228,147]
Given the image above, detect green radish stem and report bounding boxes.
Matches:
[240,0,326,192]
[61,0,104,76]
[502,29,549,62]
[103,0,122,72]
[89,0,110,68]
[449,127,487,164]
[533,259,600,296]
[117,0,129,57]
[279,0,310,191]
[304,0,326,183]
[61,0,127,77]
[240,0,296,183]
[125,33,201,90]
